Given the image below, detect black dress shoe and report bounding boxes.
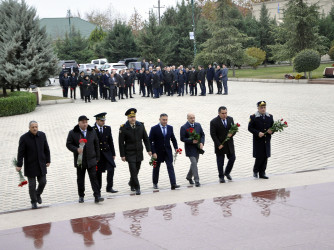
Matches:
[259,175,269,179]
[171,184,180,190]
[79,197,84,203]
[128,181,136,191]
[153,184,158,189]
[31,202,38,209]
[186,178,194,185]
[95,197,104,203]
[195,182,201,187]
[219,178,226,183]
[36,194,42,204]
[106,188,118,193]
[136,189,141,195]
[225,174,232,181]
[253,172,258,178]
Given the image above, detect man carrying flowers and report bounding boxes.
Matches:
[248,101,274,179]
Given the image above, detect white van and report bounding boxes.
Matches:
[91,58,108,69]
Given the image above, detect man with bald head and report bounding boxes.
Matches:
[180,113,205,187]
[16,121,51,209]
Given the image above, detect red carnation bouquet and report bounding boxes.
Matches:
[186,127,205,154]
[221,123,240,146]
[13,158,28,187]
[149,156,157,168]
[77,138,87,168]
[173,148,182,164]
[265,119,288,134]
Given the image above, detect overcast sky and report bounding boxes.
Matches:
[24,0,180,21]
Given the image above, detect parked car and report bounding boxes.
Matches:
[91,58,108,69]
[128,62,149,73]
[59,60,79,75]
[323,66,334,78]
[101,63,127,74]
[79,63,96,75]
[118,58,139,67]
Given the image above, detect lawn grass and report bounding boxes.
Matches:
[42,95,67,101]
[233,63,333,79]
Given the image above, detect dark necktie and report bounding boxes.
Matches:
[223,120,227,128]
[99,127,103,135]
[162,126,166,137]
[191,124,194,128]
[262,115,265,120]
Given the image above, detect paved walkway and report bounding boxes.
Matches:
[0,81,333,212]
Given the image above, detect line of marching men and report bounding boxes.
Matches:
[16,102,274,208]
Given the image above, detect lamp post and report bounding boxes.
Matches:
[191,0,196,58]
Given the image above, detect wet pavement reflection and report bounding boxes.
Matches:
[1,182,334,249]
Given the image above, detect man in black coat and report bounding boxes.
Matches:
[215,65,223,94]
[118,108,152,195]
[163,67,175,96]
[152,70,160,98]
[66,115,104,203]
[116,70,126,100]
[16,121,50,209]
[210,106,236,183]
[123,69,133,99]
[206,64,215,94]
[69,72,78,99]
[90,70,99,100]
[188,66,197,96]
[93,113,118,194]
[197,65,206,96]
[248,101,274,179]
[60,73,70,98]
[180,113,205,187]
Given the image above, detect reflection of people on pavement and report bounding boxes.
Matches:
[22,222,51,249]
[185,199,204,216]
[252,188,290,217]
[70,215,114,246]
[155,204,177,220]
[213,195,242,217]
[123,208,149,236]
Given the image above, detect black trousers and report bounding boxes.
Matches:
[216,153,236,179]
[99,86,104,98]
[63,87,68,97]
[84,95,90,102]
[125,86,132,97]
[152,158,177,186]
[96,167,115,191]
[79,86,84,99]
[208,80,213,93]
[70,88,76,99]
[253,156,268,176]
[76,166,100,198]
[128,162,141,190]
[217,81,222,93]
[28,175,46,203]
[190,84,197,95]
[146,85,153,97]
[93,87,98,99]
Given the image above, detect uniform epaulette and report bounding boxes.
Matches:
[120,124,124,128]
[141,122,144,125]
[251,114,255,117]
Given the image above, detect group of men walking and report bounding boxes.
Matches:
[58,60,230,102]
[16,102,274,209]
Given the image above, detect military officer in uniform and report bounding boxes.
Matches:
[93,112,118,194]
[248,101,274,179]
[118,108,152,195]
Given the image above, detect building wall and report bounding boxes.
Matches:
[252,0,334,22]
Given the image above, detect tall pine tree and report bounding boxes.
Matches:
[0,0,58,95]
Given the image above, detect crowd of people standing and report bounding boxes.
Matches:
[59,59,229,102]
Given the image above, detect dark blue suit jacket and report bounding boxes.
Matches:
[180,122,205,157]
[149,124,178,163]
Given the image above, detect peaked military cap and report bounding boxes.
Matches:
[125,108,137,117]
[257,101,266,107]
[94,112,107,120]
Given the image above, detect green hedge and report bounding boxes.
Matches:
[0,91,36,117]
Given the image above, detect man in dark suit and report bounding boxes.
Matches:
[109,71,117,102]
[119,108,152,195]
[197,65,206,96]
[16,121,51,209]
[210,106,236,183]
[66,115,104,203]
[93,113,118,194]
[215,65,223,94]
[188,66,197,96]
[206,64,215,94]
[149,114,180,190]
[180,113,205,187]
[248,101,274,179]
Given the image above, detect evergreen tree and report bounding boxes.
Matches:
[101,21,138,62]
[55,27,94,63]
[270,0,327,62]
[242,13,260,48]
[194,0,248,76]
[318,7,334,49]
[0,0,58,95]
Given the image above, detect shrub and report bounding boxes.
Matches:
[329,46,334,61]
[0,91,36,117]
[293,49,321,74]
[245,47,266,69]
